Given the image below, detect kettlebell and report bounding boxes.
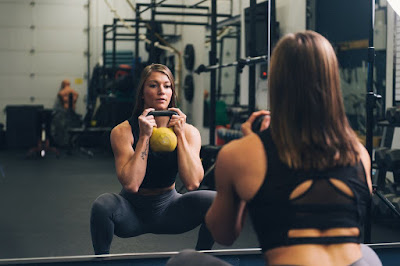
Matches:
[252,114,266,132]
[147,110,178,152]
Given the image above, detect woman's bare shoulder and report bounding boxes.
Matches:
[217,133,266,200]
[184,123,199,133]
[357,142,370,165]
[111,120,132,139]
[219,133,264,169]
[183,123,201,140]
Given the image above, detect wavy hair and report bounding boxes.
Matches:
[268,30,359,169]
[132,63,177,118]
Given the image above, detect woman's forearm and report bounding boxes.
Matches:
[118,136,150,192]
[177,135,204,190]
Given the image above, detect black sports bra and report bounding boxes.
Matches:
[247,129,371,252]
[125,116,178,189]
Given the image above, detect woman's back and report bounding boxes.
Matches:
[201,31,381,266]
[230,129,371,265]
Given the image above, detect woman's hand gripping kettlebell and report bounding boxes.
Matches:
[167,108,187,138]
[139,108,157,137]
[147,110,178,152]
[241,110,271,136]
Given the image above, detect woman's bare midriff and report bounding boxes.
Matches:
[265,228,362,266]
[137,183,175,195]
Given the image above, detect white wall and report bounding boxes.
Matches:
[2,0,394,149]
[0,0,308,144]
[0,0,88,126]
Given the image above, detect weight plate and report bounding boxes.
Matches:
[184,74,194,102]
[184,44,195,71]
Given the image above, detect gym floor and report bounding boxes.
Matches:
[0,147,399,260]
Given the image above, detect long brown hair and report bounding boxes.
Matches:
[132,63,177,117]
[268,30,359,170]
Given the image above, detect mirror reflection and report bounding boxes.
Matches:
[0,0,399,261]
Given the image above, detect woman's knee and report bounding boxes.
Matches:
[198,190,217,210]
[91,193,120,218]
[187,190,216,205]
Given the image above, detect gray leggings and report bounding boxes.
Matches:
[166,244,382,266]
[90,189,216,254]
[351,244,382,266]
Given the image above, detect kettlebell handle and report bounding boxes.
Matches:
[147,110,178,117]
[252,115,266,132]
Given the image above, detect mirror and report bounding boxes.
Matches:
[0,0,399,261]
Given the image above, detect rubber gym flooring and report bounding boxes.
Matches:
[0,147,399,260]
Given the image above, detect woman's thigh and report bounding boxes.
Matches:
[351,244,382,266]
[93,192,147,238]
[152,190,216,234]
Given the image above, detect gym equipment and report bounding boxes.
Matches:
[5,105,44,149]
[375,147,389,168]
[384,149,400,187]
[394,109,400,125]
[372,191,400,219]
[176,144,221,193]
[148,111,178,152]
[145,21,164,52]
[215,113,267,144]
[386,107,398,124]
[195,55,268,74]
[0,123,5,150]
[202,111,267,190]
[93,96,135,128]
[148,110,178,117]
[51,109,82,148]
[372,147,400,218]
[363,0,398,243]
[216,127,243,143]
[199,145,222,190]
[184,74,194,102]
[184,44,195,71]
[375,147,390,190]
[150,127,177,152]
[26,109,60,158]
[251,114,267,132]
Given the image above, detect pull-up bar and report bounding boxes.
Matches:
[138,3,209,14]
[137,2,230,17]
[194,55,268,74]
[138,0,168,14]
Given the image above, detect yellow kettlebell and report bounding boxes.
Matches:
[148,110,178,152]
[150,127,177,152]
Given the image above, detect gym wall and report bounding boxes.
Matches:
[5,0,392,148]
[0,0,308,146]
[0,0,88,127]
